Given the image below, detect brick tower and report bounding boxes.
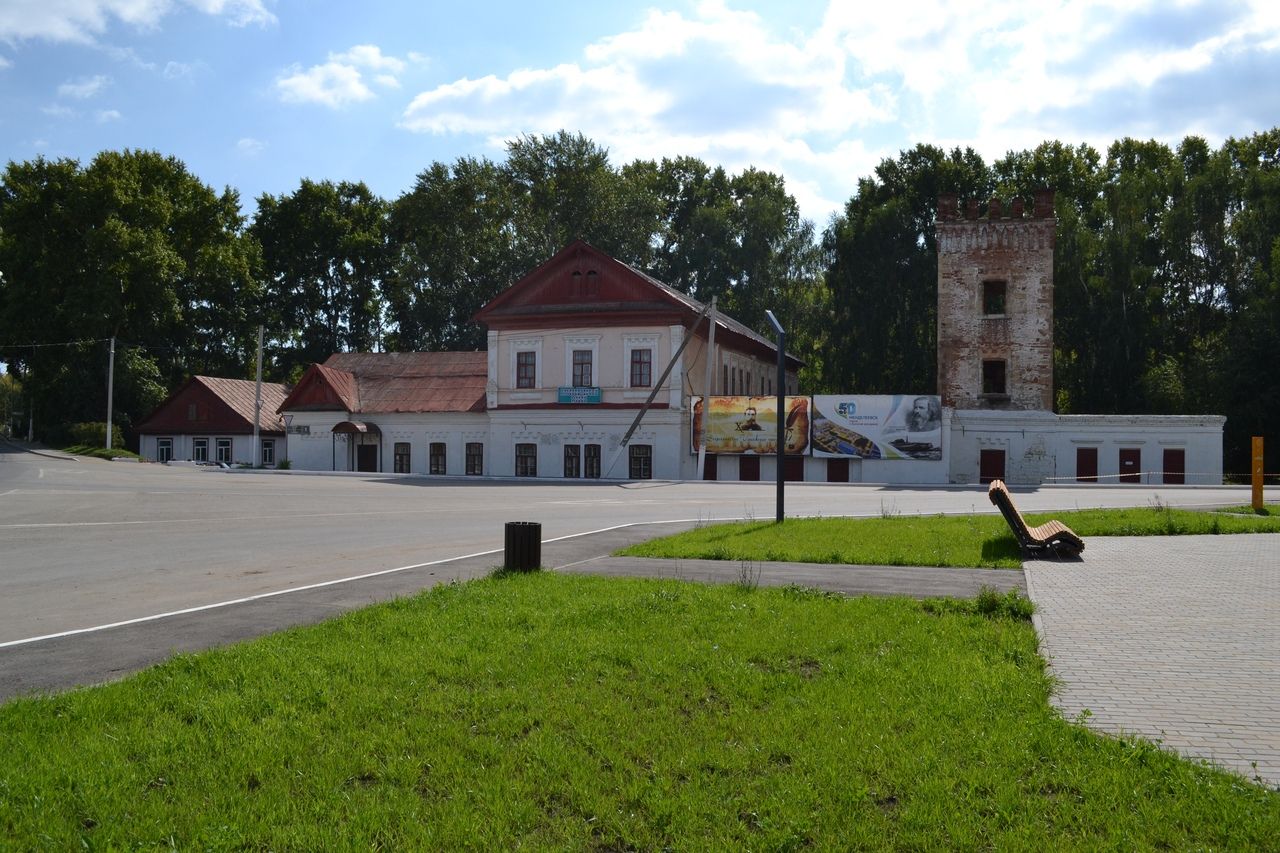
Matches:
[936,190,1055,411]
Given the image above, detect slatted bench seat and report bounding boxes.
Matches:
[987,479,1085,558]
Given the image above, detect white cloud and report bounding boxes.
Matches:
[163,60,192,78]
[0,55,11,69]
[58,74,110,98]
[275,61,373,108]
[41,103,76,117]
[95,108,122,122]
[0,0,274,44]
[332,44,405,74]
[398,0,1280,223]
[236,136,264,155]
[274,43,409,108]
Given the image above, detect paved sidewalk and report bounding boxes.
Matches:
[1025,534,1279,788]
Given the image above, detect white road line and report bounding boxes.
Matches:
[0,518,733,650]
[0,489,16,497]
[38,468,44,479]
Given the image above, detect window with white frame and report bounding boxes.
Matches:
[516,351,537,389]
[515,443,537,477]
[215,438,232,464]
[572,350,593,386]
[157,437,173,463]
[563,335,599,388]
[394,442,411,473]
[466,442,484,475]
[261,439,275,467]
[629,445,653,480]
[509,337,542,390]
[192,438,208,462]
[623,334,659,391]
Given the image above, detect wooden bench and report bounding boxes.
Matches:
[987,479,1085,558]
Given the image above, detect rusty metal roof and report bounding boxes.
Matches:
[320,352,487,414]
[194,376,288,431]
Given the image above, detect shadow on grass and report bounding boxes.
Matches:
[981,536,1024,564]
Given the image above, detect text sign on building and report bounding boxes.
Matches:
[691,396,810,455]
[557,386,602,404]
[811,395,943,460]
[287,424,310,435]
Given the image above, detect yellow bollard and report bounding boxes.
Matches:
[1252,436,1265,511]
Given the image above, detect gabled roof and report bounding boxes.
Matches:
[137,375,287,434]
[278,352,487,415]
[473,240,801,367]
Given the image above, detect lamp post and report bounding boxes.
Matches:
[765,310,785,524]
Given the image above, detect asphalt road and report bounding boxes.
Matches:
[0,441,1255,647]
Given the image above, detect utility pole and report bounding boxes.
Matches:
[696,296,717,480]
[253,325,264,467]
[105,336,116,451]
[765,310,785,524]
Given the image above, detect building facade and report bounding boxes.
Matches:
[937,192,1223,485]
[136,376,288,467]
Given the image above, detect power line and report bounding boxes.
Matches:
[0,337,112,349]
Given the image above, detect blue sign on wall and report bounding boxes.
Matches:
[558,386,602,404]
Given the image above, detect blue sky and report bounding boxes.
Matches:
[1,0,1278,226]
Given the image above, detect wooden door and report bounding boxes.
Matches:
[356,443,379,473]
[1119,448,1141,483]
[1162,448,1185,485]
[702,454,718,480]
[979,449,1005,484]
[1076,447,1098,482]
[784,456,805,482]
[738,455,760,481]
[826,458,849,483]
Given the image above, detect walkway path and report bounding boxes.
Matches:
[1025,534,1279,788]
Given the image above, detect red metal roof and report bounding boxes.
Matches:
[137,376,287,434]
[279,352,488,415]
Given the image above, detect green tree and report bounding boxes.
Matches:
[823,145,992,394]
[252,179,390,376]
[385,158,523,351]
[0,150,259,441]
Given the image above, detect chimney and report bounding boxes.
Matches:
[1033,188,1055,218]
[937,193,958,221]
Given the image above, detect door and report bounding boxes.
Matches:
[1162,448,1185,485]
[979,449,1005,484]
[1119,448,1141,483]
[1076,447,1098,482]
[784,456,805,482]
[356,443,378,473]
[702,454,718,480]
[738,455,760,481]
[826,458,849,483]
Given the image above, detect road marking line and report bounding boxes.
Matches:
[0,489,16,497]
[0,517,741,649]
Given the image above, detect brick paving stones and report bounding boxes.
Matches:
[1025,534,1279,788]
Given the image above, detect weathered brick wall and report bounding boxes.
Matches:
[936,191,1055,411]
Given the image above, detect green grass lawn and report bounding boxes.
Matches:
[1,573,1274,848]
[1216,504,1279,517]
[620,507,1280,569]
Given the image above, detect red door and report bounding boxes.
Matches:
[1162,449,1185,485]
[1076,447,1098,482]
[826,458,850,483]
[1119,448,1141,483]
[738,455,760,481]
[979,449,1005,484]
[783,456,805,482]
[702,454,718,481]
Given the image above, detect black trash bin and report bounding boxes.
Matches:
[504,521,541,571]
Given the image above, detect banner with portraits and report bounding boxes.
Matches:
[691,396,810,455]
[810,395,943,460]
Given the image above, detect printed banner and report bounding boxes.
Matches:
[810,395,943,460]
[691,396,810,455]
